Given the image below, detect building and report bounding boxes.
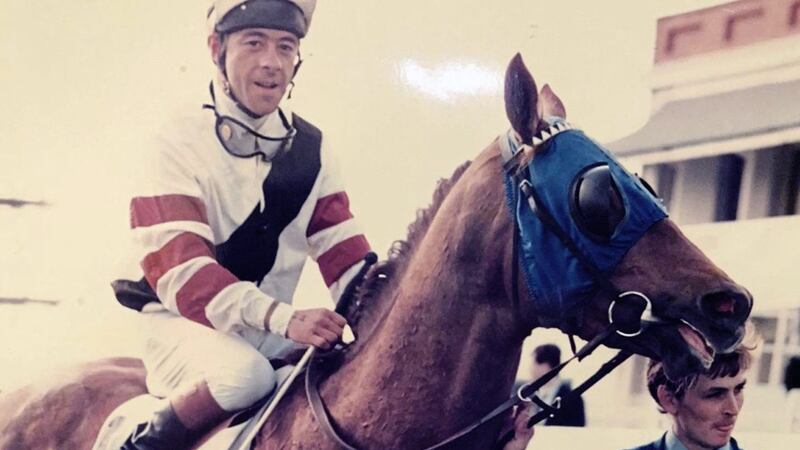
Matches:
[604,0,800,428]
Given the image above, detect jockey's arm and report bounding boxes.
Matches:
[299,141,371,348]
[131,132,296,336]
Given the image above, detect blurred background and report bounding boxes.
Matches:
[1,0,798,448]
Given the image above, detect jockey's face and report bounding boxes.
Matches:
[660,371,746,449]
[212,28,299,117]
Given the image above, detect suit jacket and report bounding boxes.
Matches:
[545,381,585,427]
[625,433,742,450]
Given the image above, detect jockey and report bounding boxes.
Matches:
[111,0,371,448]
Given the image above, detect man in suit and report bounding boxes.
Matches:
[626,346,751,450]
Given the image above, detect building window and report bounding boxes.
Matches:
[649,155,746,225]
[773,146,800,216]
[753,316,778,384]
[642,163,676,212]
[739,146,800,219]
[715,154,744,222]
[752,310,800,386]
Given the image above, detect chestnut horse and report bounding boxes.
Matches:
[0,55,751,450]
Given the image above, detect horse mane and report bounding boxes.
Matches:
[346,160,473,344]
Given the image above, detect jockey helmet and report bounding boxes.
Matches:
[207,0,316,38]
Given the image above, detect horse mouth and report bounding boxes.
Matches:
[678,320,715,369]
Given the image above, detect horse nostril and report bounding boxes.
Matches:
[707,293,736,314]
[700,289,751,321]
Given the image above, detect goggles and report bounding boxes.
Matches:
[203,83,296,161]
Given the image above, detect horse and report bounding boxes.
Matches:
[0,54,752,450]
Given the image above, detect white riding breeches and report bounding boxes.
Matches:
[141,309,298,412]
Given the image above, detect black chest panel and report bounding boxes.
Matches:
[215,114,322,284]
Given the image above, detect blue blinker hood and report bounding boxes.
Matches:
[501,121,668,330]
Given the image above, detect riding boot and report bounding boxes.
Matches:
[120,401,191,450]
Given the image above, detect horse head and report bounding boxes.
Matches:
[503,53,752,380]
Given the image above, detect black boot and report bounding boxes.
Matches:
[120,402,191,450]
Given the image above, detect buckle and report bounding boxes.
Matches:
[516,382,535,403]
[608,291,654,337]
[518,179,539,214]
[549,396,562,418]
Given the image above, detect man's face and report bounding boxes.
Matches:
[218,28,299,117]
[530,360,552,381]
[664,372,746,449]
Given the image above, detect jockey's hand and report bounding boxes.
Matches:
[502,404,534,450]
[286,308,348,350]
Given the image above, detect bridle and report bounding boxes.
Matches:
[305,122,670,449]
[487,122,668,447]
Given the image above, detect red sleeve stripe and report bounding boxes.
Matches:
[175,263,238,328]
[131,195,208,228]
[306,192,354,237]
[142,232,215,288]
[318,235,371,287]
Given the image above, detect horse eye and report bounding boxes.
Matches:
[571,164,625,241]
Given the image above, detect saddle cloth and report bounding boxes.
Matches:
[92,365,296,450]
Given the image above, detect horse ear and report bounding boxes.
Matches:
[538,83,566,120]
[504,53,540,145]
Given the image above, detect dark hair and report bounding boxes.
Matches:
[216,35,229,72]
[785,356,800,391]
[533,344,561,368]
[646,346,752,413]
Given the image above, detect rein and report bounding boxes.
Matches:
[306,317,634,450]
[423,329,632,450]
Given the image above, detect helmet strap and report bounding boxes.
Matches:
[287,54,303,100]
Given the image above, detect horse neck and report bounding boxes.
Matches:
[329,149,528,444]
